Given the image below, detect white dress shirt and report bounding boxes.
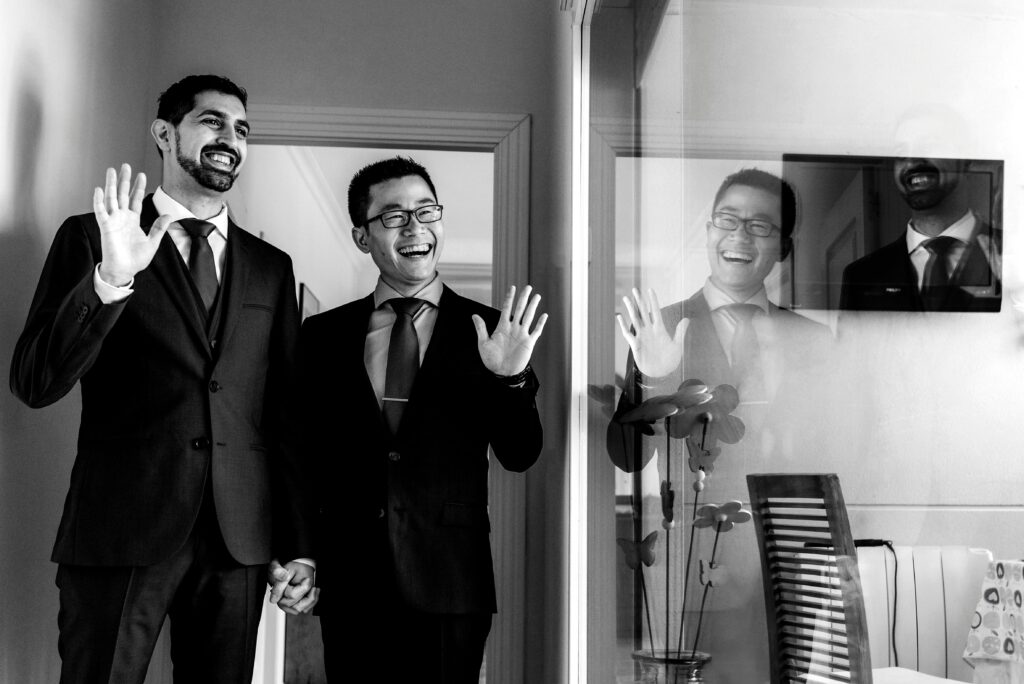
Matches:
[363,274,444,409]
[905,209,975,289]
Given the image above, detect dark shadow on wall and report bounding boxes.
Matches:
[0,50,81,682]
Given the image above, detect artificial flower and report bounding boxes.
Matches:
[617,531,659,570]
[692,500,752,532]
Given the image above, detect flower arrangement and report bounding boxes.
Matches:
[610,378,752,675]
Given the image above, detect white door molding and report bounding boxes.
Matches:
[247,103,532,684]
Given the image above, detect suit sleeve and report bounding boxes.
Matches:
[478,309,543,473]
[10,215,127,408]
[265,258,317,562]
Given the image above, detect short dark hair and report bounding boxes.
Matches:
[156,74,248,126]
[348,156,438,226]
[712,168,798,260]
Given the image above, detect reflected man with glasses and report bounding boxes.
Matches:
[299,156,547,683]
[609,168,830,472]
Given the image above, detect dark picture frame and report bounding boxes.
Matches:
[782,153,1003,313]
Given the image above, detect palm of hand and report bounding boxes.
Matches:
[632,323,682,377]
[478,329,534,376]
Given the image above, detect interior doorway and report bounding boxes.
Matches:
[232,144,495,684]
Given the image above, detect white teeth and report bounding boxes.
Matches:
[398,244,431,257]
[722,250,752,263]
[207,153,233,166]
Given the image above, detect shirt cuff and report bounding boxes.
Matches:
[93,264,134,304]
[291,558,316,570]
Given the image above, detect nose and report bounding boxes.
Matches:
[403,216,427,234]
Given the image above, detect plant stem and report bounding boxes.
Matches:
[640,569,655,655]
[689,523,723,656]
[665,424,671,655]
[674,466,703,657]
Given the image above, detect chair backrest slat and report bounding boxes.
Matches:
[748,473,873,684]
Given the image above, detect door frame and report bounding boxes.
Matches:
[246,103,532,684]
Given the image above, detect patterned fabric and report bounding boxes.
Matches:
[964,560,1024,683]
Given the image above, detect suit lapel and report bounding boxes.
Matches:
[214,220,249,354]
[140,197,213,357]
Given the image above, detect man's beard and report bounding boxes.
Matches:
[176,140,237,192]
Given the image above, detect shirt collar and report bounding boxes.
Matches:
[702,278,771,315]
[905,209,975,254]
[373,273,444,310]
[153,186,229,240]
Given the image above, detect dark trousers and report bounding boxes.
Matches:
[321,608,491,684]
[55,498,267,684]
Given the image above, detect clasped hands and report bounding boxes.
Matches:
[616,287,687,378]
[472,285,548,377]
[268,559,318,615]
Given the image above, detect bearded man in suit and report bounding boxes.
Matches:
[300,156,547,684]
[840,107,1001,313]
[11,74,316,684]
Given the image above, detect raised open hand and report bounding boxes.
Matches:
[616,287,687,378]
[94,163,171,287]
[472,285,548,377]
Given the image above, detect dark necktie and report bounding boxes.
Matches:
[179,218,219,316]
[725,303,765,402]
[383,298,425,435]
[921,236,958,311]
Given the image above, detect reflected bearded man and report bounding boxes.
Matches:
[300,156,547,684]
[10,74,317,684]
[840,109,1002,313]
[608,168,831,473]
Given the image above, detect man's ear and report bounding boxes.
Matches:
[351,225,370,253]
[151,119,173,155]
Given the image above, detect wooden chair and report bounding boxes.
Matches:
[746,473,957,684]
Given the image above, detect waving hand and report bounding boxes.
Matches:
[472,285,548,377]
[94,163,171,287]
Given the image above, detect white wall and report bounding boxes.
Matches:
[670,3,1024,682]
[0,1,157,681]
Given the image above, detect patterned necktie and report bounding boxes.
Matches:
[921,235,958,311]
[382,298,425,435]
[725,303,765,402]
[179,218,219,316]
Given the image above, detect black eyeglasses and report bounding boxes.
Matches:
[710,211,780,238]
[365,204,443,229]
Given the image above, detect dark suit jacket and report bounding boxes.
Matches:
[607,290,831,472]
[10,196,314,567]
[299,286,542,615]
[839,223,1002,312]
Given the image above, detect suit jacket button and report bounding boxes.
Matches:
[191,437,210,450]
[388,450,401,462]
[209,380,221,393]
[76,305,89,322]
[378,508,385,519]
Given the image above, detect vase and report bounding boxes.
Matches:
[631,649,711,684]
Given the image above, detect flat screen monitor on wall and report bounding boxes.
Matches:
[782,153,1002,313]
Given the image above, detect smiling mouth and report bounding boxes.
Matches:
[900,162,940,192]
[397,244,433,258]
[202,150,237,172]
[721,250,753,264]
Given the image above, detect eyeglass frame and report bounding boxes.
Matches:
[364,204,444,229]
[709,211,780,238]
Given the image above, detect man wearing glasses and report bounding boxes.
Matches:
[609,168,830,472]
[298,156,547,683]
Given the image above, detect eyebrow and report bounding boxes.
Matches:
[715,205,778,220]
[378,198,437,211]
[196,109,250,133]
